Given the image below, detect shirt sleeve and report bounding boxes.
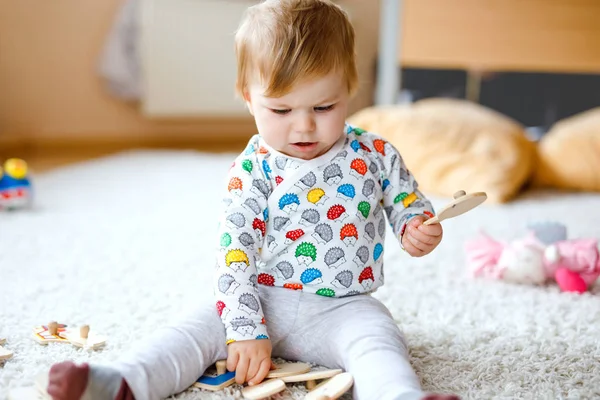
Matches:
[213,151,270,344]
[379,142,435,250]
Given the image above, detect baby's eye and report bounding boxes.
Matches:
[270,108,291,115]
[314,104,335,112]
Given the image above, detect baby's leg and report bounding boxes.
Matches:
[279,293,457,400]
[47,299,227,400]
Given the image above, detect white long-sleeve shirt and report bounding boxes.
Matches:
[213,124,435,344]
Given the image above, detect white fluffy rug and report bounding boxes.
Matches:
[1,150,600,400]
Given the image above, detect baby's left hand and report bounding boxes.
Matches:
[402,215,443,257]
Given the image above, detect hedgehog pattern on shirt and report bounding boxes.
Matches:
[214,124,435,343]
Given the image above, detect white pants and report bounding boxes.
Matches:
[113,286,424,400]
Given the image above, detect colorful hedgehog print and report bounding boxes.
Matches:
[263,208,269,222]
[325,247,346,268]
[285,229,305,244]
[238,232,255,248]
[327,204,348,223]
[257,273,275,286]
[253,218,266,239]
[316,288,335,297]
[238,293,260,315]
[218,274,240,295]
[349,158,368,178]
[225,249,250,272]
[295,172,317,190]
[251,179,271,199]
[336,184,356,201]
[362,179,376,199]
[242,159,253,173]
[300,209,320,226]
[226,213,246,229]
[332,270,353,289]
[272,261,294,280]
[307,188,328,206]
[273,216,291,231]
[244,144,255,155]
[359,142,371,153]
[262,159,272,180]
[312,223,333,244]
[279,193,300,214]
[300,268,323,285]
[373,243,384,262]
[382,179,391,193]
[284,283,303,290]
[220,233,232,248]
[354,246,369,267]
[357,201,371,220]
[378,218,386,238]
[340,224,359,246]
[350,140,360,152]
[295,242,317,266]
[228,177,243,196]
[365,222,376,242]
[358,267,375,290]
[392,192,417,207]
[216,301,230,318]
[231,317,256,336]
[243,198,261,215]
[275,176,284,185]
[352,127,366,136]
[323,164,343,185]
[257,146,269,155]
[373,139,386,156]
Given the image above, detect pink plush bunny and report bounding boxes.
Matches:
[465,230,600,293]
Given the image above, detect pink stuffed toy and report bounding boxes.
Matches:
[465,225,600,293]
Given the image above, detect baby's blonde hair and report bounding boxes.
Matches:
[235,0,358,98]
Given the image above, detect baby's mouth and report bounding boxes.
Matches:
[293,142,316,146]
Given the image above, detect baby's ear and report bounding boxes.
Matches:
[243,91,254,116]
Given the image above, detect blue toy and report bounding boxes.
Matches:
[0,158,33,210]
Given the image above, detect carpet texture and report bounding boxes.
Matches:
[1,150,599,400]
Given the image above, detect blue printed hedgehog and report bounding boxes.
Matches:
[350,140,361,152]
[300,268,323,285]
[278,193,300,214]
[336,184,356,201]
[373,243,383,262]
[262,159,272,180]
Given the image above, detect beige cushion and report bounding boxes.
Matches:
[347,98,535,203]
[534,107,600,192]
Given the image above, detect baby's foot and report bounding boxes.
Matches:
[46,361,134,400]
[423,395,460,400]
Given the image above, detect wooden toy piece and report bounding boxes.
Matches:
[281,368,343,390]
[241,378,286,400]
[193,360,236,391]
[32,322,70,345]
[304,372,354,400]
[59,324,107,350]
[423,190,487,226]
[0,338,14,361]
[265,361,311,379]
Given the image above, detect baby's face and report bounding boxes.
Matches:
[245,72,349,160]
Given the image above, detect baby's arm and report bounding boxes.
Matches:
[214,150,273,383]
[378,143,442,256]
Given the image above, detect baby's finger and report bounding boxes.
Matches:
[406,232,430,253]
[249,359,272,386]
[404,237,426,257]
[227,351,239,373]
[418,222,442,236]
[408,226,438,245]
[246,357,261,386]
[235,356,249,384]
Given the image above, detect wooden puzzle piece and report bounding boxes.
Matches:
[32,322,69,345]
[423,190,487,226]
[281,368,342,390]
[59,325,107,350]
[265,361,311,379]
[0,338,14,361]
[193,360,235,391]
[304,372,354,400]
[241,378,286,400]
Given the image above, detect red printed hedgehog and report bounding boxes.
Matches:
[258,146,269,155]
[340,224,358,241]
[359,143,371,153]
[285,229,305,243]
[258,273,275,286]
[327,204,347,221]
[284,283,303,290]
[350,159,368,176]
[373,139,386,156]
[253,218,266,238]
[275,176,284,185]
[228,177,243,192]
[216,301,227,316]
[358,267,375,284]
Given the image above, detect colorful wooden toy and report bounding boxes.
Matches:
[423,190,487,225]
[241,378,286,399]
[265,361,311,379]
[193,360,236,391]
[304,372,354,400]
[32,322,70,345]
[281,368,343,390]
[59,324,107,350]
[0,158,33,211]
[0,338,14,361]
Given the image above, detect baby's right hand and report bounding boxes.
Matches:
[227,339,274,386]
